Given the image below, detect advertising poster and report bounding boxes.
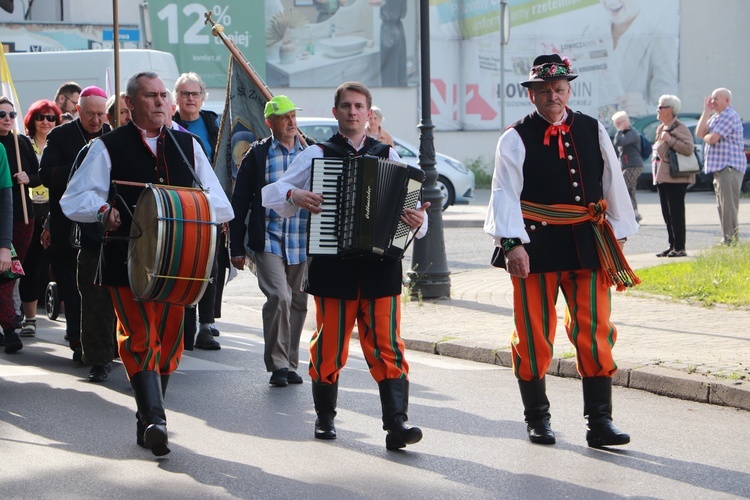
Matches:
[429,0,680,131]
[148,0,265,88]
[264,0,418,88]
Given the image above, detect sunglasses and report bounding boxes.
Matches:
[35,114,57,122]
[0,110,18,119]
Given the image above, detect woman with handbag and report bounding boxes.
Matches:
[653,94,695,258]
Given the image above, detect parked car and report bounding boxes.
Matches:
[295,117,475,210]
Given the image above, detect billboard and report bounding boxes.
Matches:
[263,0,418,88]
[429,0,680,130]
[147,0,266,88]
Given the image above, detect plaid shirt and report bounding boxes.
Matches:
[704,106,746,174]
[264,137,308,264]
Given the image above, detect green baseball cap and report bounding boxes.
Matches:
[264,95,302,119]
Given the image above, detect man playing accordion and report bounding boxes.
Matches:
[262,81,429,451]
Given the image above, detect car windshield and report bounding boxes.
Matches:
[298,123,338,143]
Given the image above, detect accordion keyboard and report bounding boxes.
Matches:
[308,158,344,255]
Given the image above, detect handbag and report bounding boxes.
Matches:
[668,147,701,176]
[0,244,25,283]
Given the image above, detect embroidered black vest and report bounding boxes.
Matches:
[513,111,604,273]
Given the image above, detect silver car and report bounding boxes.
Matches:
[296,117,475,210]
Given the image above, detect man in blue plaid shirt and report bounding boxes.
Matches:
[696,88,746,245]
[229,95,313,387]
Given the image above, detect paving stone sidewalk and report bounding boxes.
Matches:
[399,191,750,411]
[400,264,750,411]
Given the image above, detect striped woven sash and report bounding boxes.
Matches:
[520,199,641,291]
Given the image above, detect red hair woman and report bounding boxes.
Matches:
[17,100,62,338]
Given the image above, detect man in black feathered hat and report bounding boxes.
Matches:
[485,54,640,448]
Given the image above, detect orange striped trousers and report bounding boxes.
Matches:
[510,269,618,381]
[110,286,185,378]
[309,296,409,384]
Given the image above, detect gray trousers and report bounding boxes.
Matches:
[77,246,116,366]
[254,251,308,372]
[713,166,743,243]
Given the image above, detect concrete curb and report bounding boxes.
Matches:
[443,219,484,229]
[402,338,750,412]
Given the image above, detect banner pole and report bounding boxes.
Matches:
[113,0,121,127]
[12,130,28,225]
[204,11,307,146]
[204,11,273,101]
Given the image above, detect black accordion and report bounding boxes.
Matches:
[308,155,425,260]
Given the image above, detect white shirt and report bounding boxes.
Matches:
[484,116,638,245]
[262,135,428,238]
[60,126,233,224]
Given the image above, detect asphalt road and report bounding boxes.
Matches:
[2,188,749,498]
[2,284,750,499]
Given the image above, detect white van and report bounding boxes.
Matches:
[5,49,179,109]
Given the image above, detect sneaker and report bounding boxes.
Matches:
[20,320,36,337]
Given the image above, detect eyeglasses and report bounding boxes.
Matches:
[35,114,57,122]
[657,106,671,110]
[63,94,78,106]
[0,110,17,119]
[179,91,203,99]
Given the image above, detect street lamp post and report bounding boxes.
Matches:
[411,0,451,299]
[499,0,510,128]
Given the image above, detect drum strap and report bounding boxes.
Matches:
[165,127,205,190]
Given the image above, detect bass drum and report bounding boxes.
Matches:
[128,184,216,306]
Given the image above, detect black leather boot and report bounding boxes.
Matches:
[518,378,555,444]
[378,379,423,450]
[135,374,170,447]
[312,381,338,440]
[131,371,170,456]
[582,377,630,448]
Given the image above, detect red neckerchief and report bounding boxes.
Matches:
[543,121,571,160]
